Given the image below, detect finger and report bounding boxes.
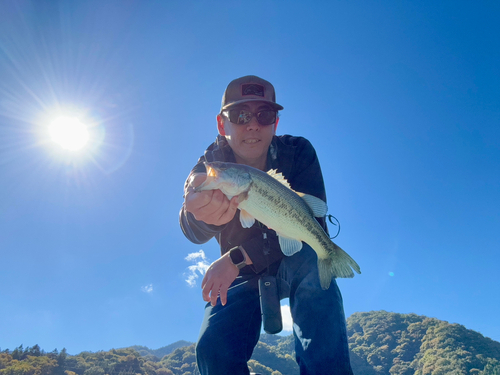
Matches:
[206,193,231,220]
[201,269,209,289]
[217,196,239,223]
[202,279,213,302]
[186,191,217,219]
[187,189,213,208]
[219,284,229,306]
[210,284,220,306]
[205,190,234,215]
[187,173,207,190]
[209,189,227,207]
[196,190,225,215]
[194,191,231,224]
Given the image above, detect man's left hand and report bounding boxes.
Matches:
[201,253,239,307]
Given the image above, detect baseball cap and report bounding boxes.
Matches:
[220,75,284,112]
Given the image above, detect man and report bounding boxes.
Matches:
[180,75,353,375]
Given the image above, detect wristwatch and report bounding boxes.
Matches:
[229,246,247,269]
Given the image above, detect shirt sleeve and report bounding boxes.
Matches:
[179,207,226,244]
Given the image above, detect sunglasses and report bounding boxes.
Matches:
[223,109,277,126]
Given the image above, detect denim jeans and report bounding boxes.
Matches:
[195,244,354,375]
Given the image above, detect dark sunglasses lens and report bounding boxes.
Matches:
[257,110,276,125]
[228,110,250,124]
[226,109,276,125]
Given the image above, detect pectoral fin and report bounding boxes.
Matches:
[239,209,255,228]
[296,193,328,217]
[277,234,303,256]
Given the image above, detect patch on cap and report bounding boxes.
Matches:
[242,83,265,97]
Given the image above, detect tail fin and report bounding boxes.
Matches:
[317,244,361,290]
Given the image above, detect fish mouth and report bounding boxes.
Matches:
[206,164,218,178]
[194,163,219,193]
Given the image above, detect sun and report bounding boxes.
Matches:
[49,116,90,151]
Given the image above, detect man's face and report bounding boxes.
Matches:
[217,101,277,170]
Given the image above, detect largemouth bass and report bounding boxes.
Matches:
[194,161,361,289]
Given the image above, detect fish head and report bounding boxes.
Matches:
[195,161,253,198]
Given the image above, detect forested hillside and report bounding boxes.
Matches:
[2,311,500,375]
[347,311,500,375]
[128,342,193,361]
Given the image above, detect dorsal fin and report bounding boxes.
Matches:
[267,169,292,189]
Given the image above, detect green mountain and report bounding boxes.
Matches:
[128,341,193,360]
[347,311,500,375]
[2,311,500,375]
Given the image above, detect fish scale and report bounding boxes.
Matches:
[241,178,321,245]
[196,161,361,289]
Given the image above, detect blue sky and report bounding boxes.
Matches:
[1,0,499,355]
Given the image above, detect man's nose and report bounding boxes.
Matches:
[245,116,261,130]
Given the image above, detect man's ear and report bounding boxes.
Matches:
[217,114,226,136]
[274,116,280,132]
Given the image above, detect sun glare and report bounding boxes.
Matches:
[49,116,90,151]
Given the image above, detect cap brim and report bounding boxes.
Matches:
[221,99,284,112]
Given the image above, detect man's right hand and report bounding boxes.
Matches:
[184,173,239,226]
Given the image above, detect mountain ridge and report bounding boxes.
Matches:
[127,340,194,359]
[2,310,499,375]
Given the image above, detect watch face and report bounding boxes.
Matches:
[230,248,245,265]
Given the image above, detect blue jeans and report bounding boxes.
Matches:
[195,245,354,375]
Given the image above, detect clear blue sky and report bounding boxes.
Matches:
[1,0,499,355]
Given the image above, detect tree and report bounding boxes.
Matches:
[83,366,105,375]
